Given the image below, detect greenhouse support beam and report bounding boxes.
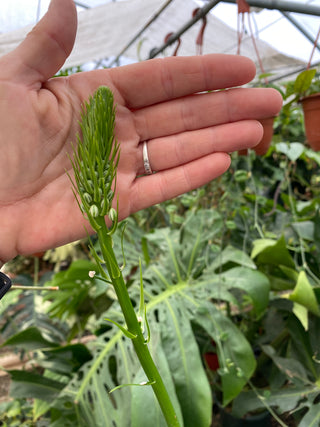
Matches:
[148,0,221,59]
[74,1,90,9]
[281,11,320,53]
[222,0,320,17]
[108,0,174,67]
[269,59,320,84]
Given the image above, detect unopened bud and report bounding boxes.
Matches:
[89,204,100,218]
[108,207,117,222]
[83,192,92,204]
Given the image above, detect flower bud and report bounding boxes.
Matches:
[89,204,100,218]
[83,192,92,204]
[108,207,117,222]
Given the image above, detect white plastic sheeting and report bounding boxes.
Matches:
[0,0,304,78]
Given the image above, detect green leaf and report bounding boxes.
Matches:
[293,303,309,330]
[53,210,264,424]
[294,69,316,95]
[210,246,256,272]
[251,238,278,259]
[299,402,320,427]
[286,314,319,380]
[219,267,270,316]
[61,324,141,426]
[289,271,320,316]
[275,142,305,161]
[104,317,137,339]
[2,326,58,350]
[131,331,183,427]
[291,221,314,242]
[42,343,92,375]
[159,301,212,427]
[195,303,256,406]
[9,370,65,402]
[251,236,295,268]
[232,386,318,418]
[262,345,310,384]
[0,289,21,316]
[278,265,299,282]
[33,399,51,421]
[44,259,112,338]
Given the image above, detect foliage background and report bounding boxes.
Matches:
[1,83,320,426]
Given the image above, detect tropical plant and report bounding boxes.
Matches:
[2,90,320,427]
[286,68,320,100]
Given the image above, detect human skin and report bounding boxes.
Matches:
[0,0,282,264]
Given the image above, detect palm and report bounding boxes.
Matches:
[0,0,282,264]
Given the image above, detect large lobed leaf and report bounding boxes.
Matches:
[52,210,260,426]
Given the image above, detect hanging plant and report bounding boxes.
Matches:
[287,25,320,150]
[286,68,320,151]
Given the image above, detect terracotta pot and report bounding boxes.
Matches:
[301,93,320,151]
[239,117,275,156]
[204,352,219,371]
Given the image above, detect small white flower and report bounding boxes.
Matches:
[89,271,96,278]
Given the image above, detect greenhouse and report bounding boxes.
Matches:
[0,1,320,426]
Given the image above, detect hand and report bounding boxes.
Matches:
[0,0,282,263]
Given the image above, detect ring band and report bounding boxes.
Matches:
[143,141,153,175]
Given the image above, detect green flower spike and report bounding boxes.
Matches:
[70,86,181,427]
[70,86,120,232]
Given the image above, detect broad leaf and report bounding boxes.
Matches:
[194,302,256,406]
[293,69,316,95]
[218,267,270,316]
[275,142,304,162]
[54,210,257,425]
[289,271,320,316]
[251,236,295,268]
[232,386,319,418]
[9,370,65,402]
[299,400,320,427]
[158,298,212,426]
[131,330,183,427]
[209,245,256,272]
[2,326,58,350]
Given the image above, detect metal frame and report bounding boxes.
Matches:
[148,0,320,60]
[73,0,320,76]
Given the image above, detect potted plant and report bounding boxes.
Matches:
[239,116,276,156]
[285,68,320,150]
[240,74,284,156]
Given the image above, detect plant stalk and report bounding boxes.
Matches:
[11,285,59,291]
[96,217,180,427]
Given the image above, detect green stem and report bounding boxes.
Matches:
[95,217,180,427]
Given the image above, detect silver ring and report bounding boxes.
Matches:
[143,141,153,175]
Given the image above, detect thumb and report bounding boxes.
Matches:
[1,0,77,86]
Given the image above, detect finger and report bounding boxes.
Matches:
[129,152,231,213]
[1,0,77,86]
[134,87,283,141]
[137,120,262,174]
[108,54,256,108]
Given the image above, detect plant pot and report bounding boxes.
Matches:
[239,117,275,156]
[204,352,219,371]
[301,92,320,151]
[219,407,272,427]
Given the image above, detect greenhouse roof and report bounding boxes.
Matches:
[0,0,320,82]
